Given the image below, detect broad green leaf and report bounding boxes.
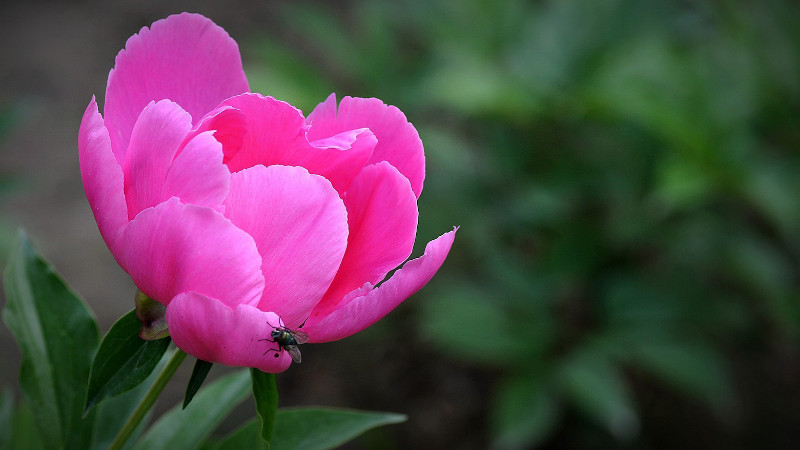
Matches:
[426,52,528,117]
[2,231,99,449]
[491,374,560,449]
[206,419,263,450]
[251,369,278,445]
[184,359,214,409]
[132,369,251,450]
[558,351,639,441]
[419,286,529,365]
[85,310,171,413]
[585,36,713,156]
[10,401,44,450]
[207,409,408,450]
[271,407,407,450]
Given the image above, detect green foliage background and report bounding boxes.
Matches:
[245,0,800,448]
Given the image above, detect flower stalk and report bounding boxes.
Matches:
[108,348,188,450]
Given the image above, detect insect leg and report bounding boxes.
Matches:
[263,347,282,358]
[265,316,279,329]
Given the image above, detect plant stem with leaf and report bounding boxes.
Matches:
[108,348,187,450]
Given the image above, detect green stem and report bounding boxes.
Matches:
[108,348,188,450]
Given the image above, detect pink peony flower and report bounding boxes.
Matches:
[78,12,456,372]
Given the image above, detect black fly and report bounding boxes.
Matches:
[260,318,309,363]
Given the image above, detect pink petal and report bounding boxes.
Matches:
[314,162,418,315]
[122,100,192,219]
[167,293,292,373]
[105,12,249,157]
[186,106,247,162]
[307,94,425,197]
[78,97,128,255]
[163,130,230,212]
[218,94,304,173]
[307,128,377,194]
[116,197,264,308]
[223,165,348,328]
[304,228,457,343]
[218,94,374,193]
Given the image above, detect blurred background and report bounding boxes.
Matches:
[2,0,800,448]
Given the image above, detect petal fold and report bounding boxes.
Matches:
[304,228,457,343]
[116,197,264,308]
[162,131,230,212]
[314,162,418,315]
[218,94,374,193]
[167,293,292,373]
[105,12,249,156]
[307,94,425,197]
[78,97,128,256]
[224,165,349,328]
[122,100,193,219]
[187,106,247,162]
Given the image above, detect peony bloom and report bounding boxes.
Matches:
[78,13,456,372]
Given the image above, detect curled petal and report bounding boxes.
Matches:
[307,128,376,194]
[218,94,374,193]
[224,165,348,328]
[162,131,230,212]
[304,228,457,343]
[314,162,418,315]
[185,106,248,162]
[78,97,128,256]
[116,197,264,308]
[105,12,249,156]
[122,100,193,219]
[217,94,305,173]
[307,94,425,197]
[167,293,292,373]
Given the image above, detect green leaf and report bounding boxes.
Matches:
[0,389,13,449]
[204,409,407,450]
[251,369,278,445]
[2,231,99,449]
[184,359,214,409]
[491,374,560,449]
[271,407,407,450]
[10,401,44,450]
[419,286,530,365]
[132,369,251,450]
[206,419,263,450]
[558,350,639,441]
[85,310,171,413]
[91,352,168,450]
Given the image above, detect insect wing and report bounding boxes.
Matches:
[292,329,310,344]
[286,345,302,363]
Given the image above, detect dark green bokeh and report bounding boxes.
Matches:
[245,0,800,448]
